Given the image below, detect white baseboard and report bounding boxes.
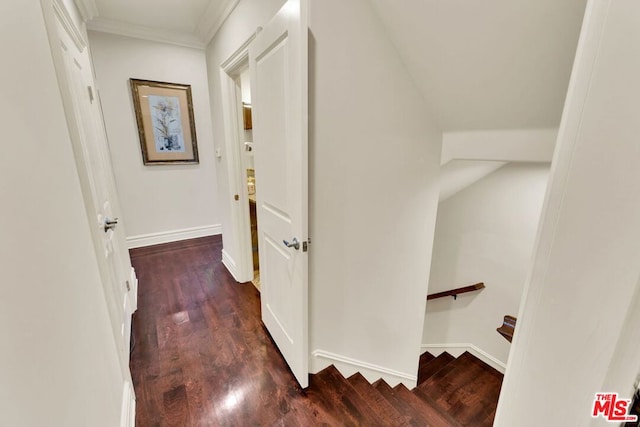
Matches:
[126,224,222,249]
[311,349,417,388]
[420,343,506,373]
[120,381,135,427]
[222,249,240,282]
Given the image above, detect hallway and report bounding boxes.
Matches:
[131,236,305,425]
[129,236,333,425]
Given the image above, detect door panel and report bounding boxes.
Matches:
[249,0,309,387]
[49,6,135,374]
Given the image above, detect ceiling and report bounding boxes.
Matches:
[95,0,210,33]
[370,0,588,131]
[82,0,588,132]
[83,0,239,48]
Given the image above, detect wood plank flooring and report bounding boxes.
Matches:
[129,236,502,426]
[131,236,301,426]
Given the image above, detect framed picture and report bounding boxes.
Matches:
[130,79,199,165]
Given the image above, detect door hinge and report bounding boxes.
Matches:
[126,280,131,292]
[87,86,94,103]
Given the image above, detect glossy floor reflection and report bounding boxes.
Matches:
[129,236,337,426]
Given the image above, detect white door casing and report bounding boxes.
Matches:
[219,39,255,284]
[42,0,136,383]
[249,0,309,388]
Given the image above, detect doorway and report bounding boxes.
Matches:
[238,68,261,290]
[219,35,259,285]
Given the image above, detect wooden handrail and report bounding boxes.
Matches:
[427,282,485,301]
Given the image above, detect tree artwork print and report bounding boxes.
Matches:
[148,95,185,152]
[130,78,198,164]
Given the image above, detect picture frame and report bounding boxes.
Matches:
[129,79,199,165]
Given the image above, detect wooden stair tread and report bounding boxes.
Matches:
[347,373,405,426]
[301,350,503,427]
[304,374,350,426]
[393,383,462,427]
[418,352,455,385]
[418,351,436,384]
[373,380,436,427]
[417,352,503,426]
[419,351,436,366]
[419,352,475,390]
[497,315,516,343]
[415,371,501,426]
[308,365,385,426]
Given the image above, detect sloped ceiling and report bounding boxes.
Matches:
[370,0,587,131]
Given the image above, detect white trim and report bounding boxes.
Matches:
[221,249,240,282]
[441,128,557,165]
[420,343,507,374]
[312,350,416,388]
[220,34,256,71]
[73,0,98,22]
[219,34,258,285]
[87,17,205,49]
[126,224,221,248]
[53,0,87,51]
[196,0,241,46]
[120,380,135,427]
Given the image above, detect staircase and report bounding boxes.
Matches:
[307,351,503,426]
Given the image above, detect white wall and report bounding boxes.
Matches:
[495,0,640,425]
[0,1,123,425]
[204,0,286,276]
[423,163,549,369]
[308,0,442,386]
[438,160,506,202]
[88,31,220,247]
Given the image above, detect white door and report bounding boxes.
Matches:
[45,2,136,376]
[249,0,309,387]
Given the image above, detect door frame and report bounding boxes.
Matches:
[220,34,258,283]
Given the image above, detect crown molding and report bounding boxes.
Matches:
[87,17,205,49]
[53,0,87,51]
[73,0,98,21]
[196,0,241,46]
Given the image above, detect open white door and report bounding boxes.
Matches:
[249,0,309,387]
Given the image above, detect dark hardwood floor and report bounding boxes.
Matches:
[129,236,502,426]
[130,236,332,426]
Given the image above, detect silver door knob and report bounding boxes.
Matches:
[283,237,300,250]
[104,217,118,232]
